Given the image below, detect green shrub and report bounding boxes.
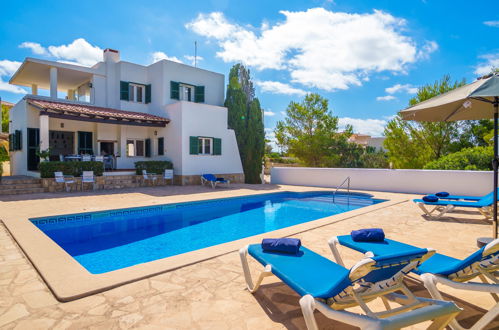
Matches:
[39,161,104,178]
[134,161,173,175]
[423,146,493,171]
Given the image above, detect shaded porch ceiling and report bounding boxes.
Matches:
[27,98,170,127]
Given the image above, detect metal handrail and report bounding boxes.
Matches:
[333,176,350,202]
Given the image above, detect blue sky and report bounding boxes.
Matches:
[1,0,498,140]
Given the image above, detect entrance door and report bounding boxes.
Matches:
[27,128,40,171]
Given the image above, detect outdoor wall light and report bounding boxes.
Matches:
[154,130,157,136]
[60,123,64,128]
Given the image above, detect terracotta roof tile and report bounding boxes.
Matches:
[27,98,170,124]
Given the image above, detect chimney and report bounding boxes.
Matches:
[103,48,120,63]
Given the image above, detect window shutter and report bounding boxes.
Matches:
[189,136,199,155]
[8,133,14,151]
[145,138,151,157]
[194,85,205,103]
[15,130,22,150]
[213,138,222,155]
[120,81,129,100]
[170,81,180,100]
[157,137,164,156]
[145,84,151,103]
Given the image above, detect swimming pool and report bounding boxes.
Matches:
[31,191,386,274]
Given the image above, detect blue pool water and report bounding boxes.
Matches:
[31,191,386,274]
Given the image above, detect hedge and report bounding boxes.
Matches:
[39,161,104,178]
[423,146,493,171]
[135,161,173,175]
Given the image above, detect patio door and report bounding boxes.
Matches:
[27,128,40,171]
[78,131,93,155]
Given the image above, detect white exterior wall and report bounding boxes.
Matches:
[271,167,494,196]
[174,101,243,175]
[9,99,27,176]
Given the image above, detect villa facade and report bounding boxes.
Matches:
[7,49,244,184]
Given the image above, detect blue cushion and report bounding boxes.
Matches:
[248,244,351,299]
[423,195,439,203]
[216,177,226,182]
[337,235,488,278]
[262,238,301,254]
[202,174,217,182]
[435,192,450,197]
[351,228,385,242]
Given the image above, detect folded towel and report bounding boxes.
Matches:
[435,192,449,197]
[423,195,439,203]
[262,238,301,254]
[351,228,385,242]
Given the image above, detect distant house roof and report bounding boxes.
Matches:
[27,98,170,127]
[0,100,14,107]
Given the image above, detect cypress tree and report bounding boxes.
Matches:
[225,64,264,183]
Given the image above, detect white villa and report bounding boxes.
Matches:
[7,49,244,184]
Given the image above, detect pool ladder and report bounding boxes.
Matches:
[332,176,350,202]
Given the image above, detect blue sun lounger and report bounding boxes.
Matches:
[240,243,460,330]
[413,193,495,220]
[200,174,230,189]
[426,189,499,202]
[329,235,499,330]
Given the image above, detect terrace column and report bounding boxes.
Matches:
[39,114,50,151]
[31,84,38,95]
[49,67,58,99]
[67,89,75,100]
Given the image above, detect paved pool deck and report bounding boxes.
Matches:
[0,184,497,329]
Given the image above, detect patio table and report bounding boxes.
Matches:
[64,155,82,161]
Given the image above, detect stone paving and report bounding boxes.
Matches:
[0,184,498,329]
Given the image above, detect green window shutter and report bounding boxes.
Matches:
[170,81,180,100]
[8,133,14,151]
[194,85,205,103]
[15,130,22,150]
[145,84,151,103]
[213,138,222,155]
[120,81,129,100]
[189,136,199,155]
[145,138,151,157]
[157,137,164,156]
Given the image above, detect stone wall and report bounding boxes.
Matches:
[41,173,245,192]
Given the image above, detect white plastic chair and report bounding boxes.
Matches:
[81,154,92,162]
[164,169,174,185]
[81,171,96,190]
[94,155,104,162]
[54,171,75,192]
[142,170,157,186]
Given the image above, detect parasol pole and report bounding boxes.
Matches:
[494,96,499,238]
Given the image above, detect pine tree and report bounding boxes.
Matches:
[225,64,265,183]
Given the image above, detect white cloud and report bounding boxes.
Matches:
[0,60,22,77]
[0,60,26,94]
[484,21,499,27]
[264,110,276,116]
[474,53,499,76]
[376,95,396,101]
[20,38,103,66]
[338,117,387,136]
[416,40,438,60]
[255,80,307,96]
[19,42,47,55]
[280,111,286,116]
[184,55,204,65]
[151,51,183,64]
[385,83,418,94]
[186,8,435,91]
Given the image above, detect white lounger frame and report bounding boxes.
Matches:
[416,202,492,220]
[240,245,460,330]
[329,236,499,330]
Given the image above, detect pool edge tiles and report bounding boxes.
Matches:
[2,188,399,302]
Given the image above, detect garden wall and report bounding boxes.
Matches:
[270,167,494,196]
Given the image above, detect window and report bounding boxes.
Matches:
[198,137,212,155]
[78,131,93,155]
[180,84,194,102]
[129,84,144,103]
[126,139,145,157]
[158,137,164,156]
